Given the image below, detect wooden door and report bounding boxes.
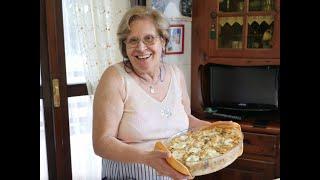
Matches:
[41,0,99,179]
[40,0,72,179]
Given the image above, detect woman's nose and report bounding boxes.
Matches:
[136,40,148,51]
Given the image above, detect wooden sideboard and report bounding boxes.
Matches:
[193,111,280,180]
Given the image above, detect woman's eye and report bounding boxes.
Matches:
[128,38,139,44]
[144,35,154,42]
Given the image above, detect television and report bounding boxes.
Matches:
[201,63,280,115]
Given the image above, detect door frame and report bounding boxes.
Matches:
[40,0,72,179]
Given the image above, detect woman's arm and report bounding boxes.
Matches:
[92,66,148,163]
[177,66,211,128]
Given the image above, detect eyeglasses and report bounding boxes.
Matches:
[124,34,160,48]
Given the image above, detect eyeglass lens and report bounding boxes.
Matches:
[126,35,159,47]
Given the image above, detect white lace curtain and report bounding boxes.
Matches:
[67,0,130,95]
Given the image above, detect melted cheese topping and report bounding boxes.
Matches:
[167,126,241,165]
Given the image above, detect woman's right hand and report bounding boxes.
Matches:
[143,150,193,180]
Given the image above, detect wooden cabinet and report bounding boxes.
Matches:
[191,1,280,179]
[192,0,280,66]
[242,132,277,156]
[196,157,276,180]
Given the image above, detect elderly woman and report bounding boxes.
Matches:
[92,6,211,180]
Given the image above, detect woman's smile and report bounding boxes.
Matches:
[135,53,152,61]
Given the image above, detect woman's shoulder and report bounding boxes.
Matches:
[99,62,125,84]
[95,62,126,96]
[104,62,125,75]
[106,62,123,71]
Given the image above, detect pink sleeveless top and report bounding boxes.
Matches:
[114,63,189,150]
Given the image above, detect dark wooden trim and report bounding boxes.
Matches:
[40,0,57,179]
[203,58,280,66]
[42,84,89,99]
[67,84,88,97]
[139,0,146,6]
[43,0,73,179]
[40,86,43,99]
[130,0,146,7]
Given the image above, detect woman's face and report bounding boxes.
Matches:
[125,18,165,73]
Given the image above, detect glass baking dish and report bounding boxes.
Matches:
[163,122,244,176]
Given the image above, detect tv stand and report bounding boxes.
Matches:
[253,119,270,128]
[206,111,243,121]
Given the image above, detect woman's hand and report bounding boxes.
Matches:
[143,150,193,180]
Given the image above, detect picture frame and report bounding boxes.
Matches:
[165,24,184,55]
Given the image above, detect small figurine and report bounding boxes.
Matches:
[262,29,273,48]
[262,29,272,41]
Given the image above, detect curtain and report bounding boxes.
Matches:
[60,1,130,179]
[68,0,131,95]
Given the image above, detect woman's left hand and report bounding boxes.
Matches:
[142,150,193,179]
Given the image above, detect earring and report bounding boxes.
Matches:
[161,47,165,59]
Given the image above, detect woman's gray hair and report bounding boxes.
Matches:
[117,6,170,58]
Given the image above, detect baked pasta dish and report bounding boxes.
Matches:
[154,121,243,176]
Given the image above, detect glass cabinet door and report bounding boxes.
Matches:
[209,0,279,59]
[219,0,245,12]
[247,15,274,49]
[249,0,275,11]
[218,16,243,49]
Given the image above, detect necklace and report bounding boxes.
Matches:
[149,85,156,94]
[133,65,164,94]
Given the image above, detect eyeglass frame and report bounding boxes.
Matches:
[124,34,162,48]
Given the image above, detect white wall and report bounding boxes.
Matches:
[147,0,193,96]
[165,18,192,97]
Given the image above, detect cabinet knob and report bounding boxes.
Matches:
[210,11,217,20]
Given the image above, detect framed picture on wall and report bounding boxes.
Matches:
[166,24,184,55]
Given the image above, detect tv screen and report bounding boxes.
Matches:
[201,64,280,112]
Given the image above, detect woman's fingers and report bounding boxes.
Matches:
[157,158,190,179]
[146,150,192,179]
[153,150,171,158]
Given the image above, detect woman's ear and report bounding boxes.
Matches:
[160,37,166,47]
